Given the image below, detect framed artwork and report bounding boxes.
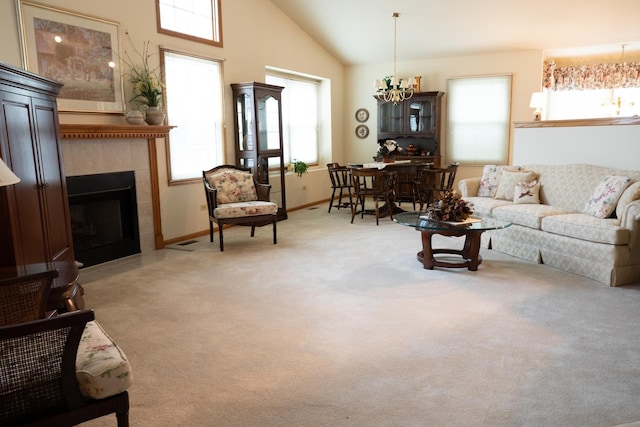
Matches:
[355,124,369,139]
[17,1,125,114]
[355,108,369,123]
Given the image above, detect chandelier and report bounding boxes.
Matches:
[374,12,415,105]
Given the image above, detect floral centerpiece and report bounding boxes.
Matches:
[425,190,474,222]
[377,139,403,160]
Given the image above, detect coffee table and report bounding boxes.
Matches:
[393,212,512,271]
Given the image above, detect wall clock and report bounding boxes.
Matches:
[355,124,369,139]
[355,108,369,123]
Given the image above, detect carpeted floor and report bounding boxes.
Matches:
[78,205,640,427]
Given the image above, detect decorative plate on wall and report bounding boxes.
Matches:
[355,124,369,139]
[355,108,369,123]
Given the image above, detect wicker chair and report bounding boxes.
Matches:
[0,310,130,426]
[0,269,58,326]
[203,165,278,251]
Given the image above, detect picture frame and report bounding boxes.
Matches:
[17,1,125,114]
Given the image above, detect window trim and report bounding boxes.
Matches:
[155,0,223,47]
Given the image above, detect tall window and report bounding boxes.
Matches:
[162,49,223,181]
[156,0,222,46]
[265,73,319,165]
[446,75,512,165]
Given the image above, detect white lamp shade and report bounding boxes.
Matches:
[529,92,545,109]
[0,157,20,187]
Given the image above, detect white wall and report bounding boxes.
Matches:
[344,50,544,182]
[514,124,640,170]
[0,0,344,242]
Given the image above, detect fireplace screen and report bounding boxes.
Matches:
[66,171,140,267]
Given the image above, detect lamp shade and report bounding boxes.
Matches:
[0,157,20,187]
[529,92,545,109]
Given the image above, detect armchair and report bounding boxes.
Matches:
[203,165,278,251]
[0,310,131,426]
[0,269,57,326]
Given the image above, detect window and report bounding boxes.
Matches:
[161,49,224,181]
[446,75,512,165]
[156,0,222,46]
[265,73,319,166]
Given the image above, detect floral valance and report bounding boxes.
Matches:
[543,60,640,91]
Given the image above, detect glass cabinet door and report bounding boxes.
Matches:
[406,98,435,134]
[257,95,281,151]
[236,93,254,152]
[378,102,403,134]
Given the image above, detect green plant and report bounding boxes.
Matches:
[293,160,308,177]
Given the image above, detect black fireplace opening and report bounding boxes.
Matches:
[66,171,140,268]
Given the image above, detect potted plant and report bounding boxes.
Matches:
[293,160,308,177]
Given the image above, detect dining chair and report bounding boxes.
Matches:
[422,162,460,209]
[326,163,354,213]
[350,168,397,225]
[395,164,430,211]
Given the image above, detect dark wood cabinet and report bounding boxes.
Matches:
[0,62,81,311]
[376,91,444,166]
[231,82,287,220]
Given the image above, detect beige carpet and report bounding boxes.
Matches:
[78,205,640,427]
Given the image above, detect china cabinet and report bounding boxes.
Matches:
[376,91,444,166]
[232,82,287,220]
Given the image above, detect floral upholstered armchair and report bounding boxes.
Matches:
[203,165,278,251]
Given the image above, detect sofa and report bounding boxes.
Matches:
[458,164,640,286]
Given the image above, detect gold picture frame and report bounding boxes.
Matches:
[17,1,125,114]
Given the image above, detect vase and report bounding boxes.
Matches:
[125,110,145,125]
[144,107,165,125]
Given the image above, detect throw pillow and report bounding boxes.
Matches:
[477,165,521,197]
[615,181,640,219]
[494,170,536,201]
[583,175,632,218]
[514,180,540,204]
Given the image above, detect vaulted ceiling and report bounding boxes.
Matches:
[269,0,640,65]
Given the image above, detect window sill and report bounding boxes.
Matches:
[514,116,640,128]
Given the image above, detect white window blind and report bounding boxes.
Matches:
[446,75,511,165]
[163,50,223,181]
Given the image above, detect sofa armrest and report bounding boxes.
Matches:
[621,200,640,250]
[459,177,481,197]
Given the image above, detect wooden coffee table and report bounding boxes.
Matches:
[394,212,511,271]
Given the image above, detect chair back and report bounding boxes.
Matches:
[327,163,352,189]
[0,269,58,326]
[437,162,460,192]
[351,168,396,197]
[203,165,258,205]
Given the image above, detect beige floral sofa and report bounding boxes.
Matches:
[458,164,640,286]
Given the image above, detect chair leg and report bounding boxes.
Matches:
[272,217,277,244]
[218,225,224,251]
[209,221,214,242]
[251,224,256,237]
[374,198,380,225]
[328,188,337,213]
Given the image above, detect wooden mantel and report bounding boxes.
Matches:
[59,124,175,250]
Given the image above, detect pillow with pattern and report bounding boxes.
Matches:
[514,180,540,204]
[477,165,521,197]
[584,175,632,218]
[495,170,536,200]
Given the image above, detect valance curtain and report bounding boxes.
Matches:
[544,60,640,91]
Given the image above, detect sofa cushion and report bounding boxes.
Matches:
[492,204,575,229]
[463,196,512,217]
[76,321,133,400]
[477,165,521,197]
[214,201,278,219]
[206,170,258,204]
[615,181,640,219]
[583,175,632,218]
[495,170,537,200]
[541,213,630,245]
[514,181,540,204]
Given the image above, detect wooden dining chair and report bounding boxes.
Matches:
[395,164,431,211]
[350,168,397,225]
[421,162,460,209]
[326,163,354,213]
